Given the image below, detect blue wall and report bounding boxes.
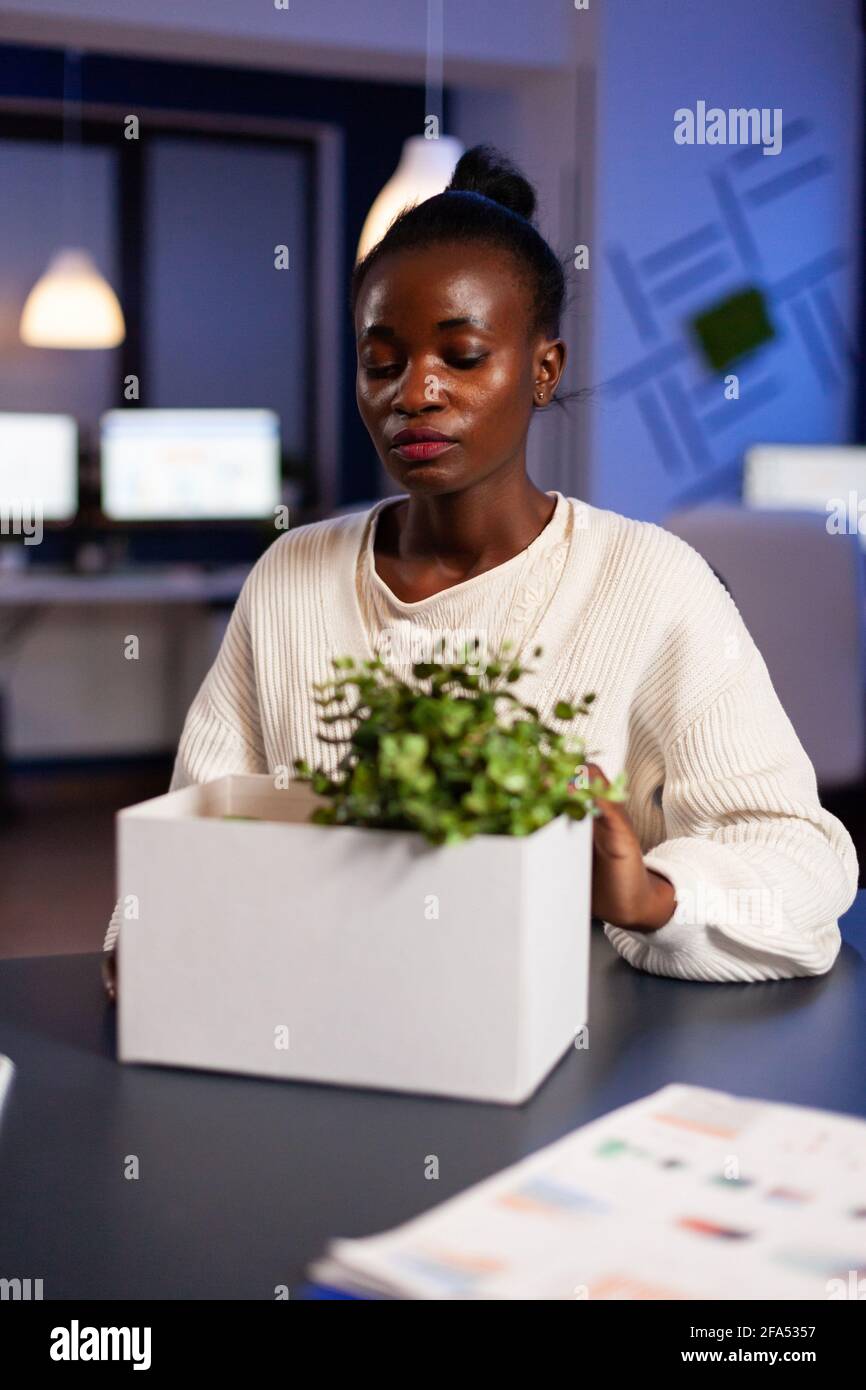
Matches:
[589,0,863,520]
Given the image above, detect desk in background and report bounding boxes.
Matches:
[0,567,248,799]
[0,565,250,608]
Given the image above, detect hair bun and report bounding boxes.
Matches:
[445,144,536,222]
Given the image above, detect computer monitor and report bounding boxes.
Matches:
[744,445,866,516]
[0,412,78,523]
[100,409,282,522]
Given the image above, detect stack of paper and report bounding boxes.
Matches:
[309,1085,866,1299]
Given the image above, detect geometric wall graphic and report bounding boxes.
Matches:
[690,287,776,373]
[600,117,859,506]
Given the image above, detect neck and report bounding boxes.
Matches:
[382,470,556,569]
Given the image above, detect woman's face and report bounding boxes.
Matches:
[354,240,565,496]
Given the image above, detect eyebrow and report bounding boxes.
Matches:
[359,315,491,342]
[438,316,491,331]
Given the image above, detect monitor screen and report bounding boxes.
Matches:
[0,412,78,522]
[744,446,866,533]
[100,409,281,521]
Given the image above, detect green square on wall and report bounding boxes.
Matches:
[690,286,775,372]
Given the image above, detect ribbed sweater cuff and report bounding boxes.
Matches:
[602,841,845,983]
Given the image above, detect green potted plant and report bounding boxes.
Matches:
[293,640,627,843]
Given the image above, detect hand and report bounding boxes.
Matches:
[585,763,677,931]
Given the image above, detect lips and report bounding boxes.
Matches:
[390,427,459,463]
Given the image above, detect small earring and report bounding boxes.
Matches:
[535,388,546,404]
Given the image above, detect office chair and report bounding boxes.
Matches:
[663,504,866,790]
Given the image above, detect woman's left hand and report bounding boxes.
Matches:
[584,763,677,931]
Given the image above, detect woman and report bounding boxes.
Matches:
[138,144,858,984]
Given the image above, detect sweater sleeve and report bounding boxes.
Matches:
[169,575,267,791]
[603,642,860,984]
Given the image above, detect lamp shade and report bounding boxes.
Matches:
[20,248,125,348]
[356,135,464,264]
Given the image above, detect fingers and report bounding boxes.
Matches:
[585,761,634,848]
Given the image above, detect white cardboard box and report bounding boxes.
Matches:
[116,774,593,1105]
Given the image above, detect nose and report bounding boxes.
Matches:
[392,358,446,417]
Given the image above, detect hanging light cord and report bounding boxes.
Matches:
[60,47,84,248]
[425,0,444,134]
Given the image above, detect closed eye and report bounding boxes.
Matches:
[363,364,401,378]
[449,355,488,369]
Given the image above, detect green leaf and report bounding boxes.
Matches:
[378,731,429,781]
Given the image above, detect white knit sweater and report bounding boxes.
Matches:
[154,489,858,983]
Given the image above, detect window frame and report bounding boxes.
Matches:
[0,98,344,518]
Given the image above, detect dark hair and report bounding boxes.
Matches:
[350,145,579,409]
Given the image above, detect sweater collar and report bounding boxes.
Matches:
[321,493,598,707]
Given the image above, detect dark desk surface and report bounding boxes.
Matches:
[1,901,865,1300]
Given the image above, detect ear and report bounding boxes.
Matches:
[528,336,569,403]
